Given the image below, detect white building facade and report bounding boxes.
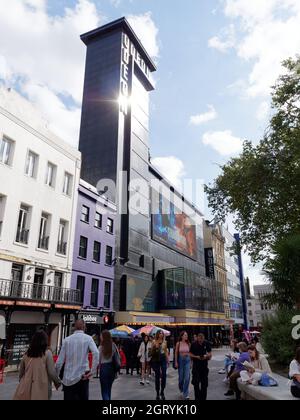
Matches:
[0,87,81,364]
[253,285,276,327]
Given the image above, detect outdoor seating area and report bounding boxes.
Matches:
[237,374,298,401]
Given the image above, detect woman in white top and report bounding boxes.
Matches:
[138,334,152,385]
[240,345,272,385]
[289,348,300,399]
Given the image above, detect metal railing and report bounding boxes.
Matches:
[0,279,82,305]
[38,236,49,250]
[57,241,67,255]
[15,229,29,244]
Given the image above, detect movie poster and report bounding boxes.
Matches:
[152,199,198,260]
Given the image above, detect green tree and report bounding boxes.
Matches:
[262,309,300,366]
[205,57,300,263]
[264,234,300,309]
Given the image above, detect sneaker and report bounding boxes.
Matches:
[185,396,190,400]
[140,380,145,386]
[224,390,234,397]
[218,369,226,374]
[146,380,150,384]
[223,377,230,384]
[160,392,166,401]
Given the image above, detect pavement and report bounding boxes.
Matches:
[0,348,230,401]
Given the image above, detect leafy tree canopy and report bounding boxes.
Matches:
[205,57,300,263]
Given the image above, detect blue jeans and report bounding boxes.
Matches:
[152,357,167,395]
[178,355,191,398]
[100,363,115,401]
[224,356,233,371]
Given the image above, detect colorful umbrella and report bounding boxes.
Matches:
[114,325,136,334]
[133,325,171,337]
[109,329,131,339]
[132,325,154,336]
[151,326,171,337]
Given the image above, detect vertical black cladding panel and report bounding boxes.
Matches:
[79,31,123,197]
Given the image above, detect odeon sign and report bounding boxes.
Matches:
[120,33,151,115]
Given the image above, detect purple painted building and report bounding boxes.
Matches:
[71,179,116,333]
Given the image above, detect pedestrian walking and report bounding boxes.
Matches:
[190,333,212,401]
[99,330,121,401]
[151,330,169,401]
[13,330,61,400]
[123,336,136,375]
[138,334,152,385]
[289,347,300,399]
[174,331,191,400]
[56,320,99,401]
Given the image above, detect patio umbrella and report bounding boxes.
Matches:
[133,325,171,337]
[132,325,154,336]
[109,329,130,339]
[151,326,171,337]
[115,325,136,334]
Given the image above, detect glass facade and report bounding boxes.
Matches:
[160,268,224,313]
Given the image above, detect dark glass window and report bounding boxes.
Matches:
[95,212,102,229]
[93,241,101,263]
[107,218,114,234]
[104,281,111,309]
[91,278,99,308]
[105,246,113,266]
[77,276,85,303]
[81,205,90,223]
[79,236,88,259]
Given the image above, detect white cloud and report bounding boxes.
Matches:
[208,24,236,53]
[151,156,186,190]
[190,105,218,125]
[210,0,300,97]
[22,82,81,147]
[127,12,160,59]
[0,2,160,147]
[0,0,102,146]
[242,252,266,293]
[202,130,243,156]
[256,101,270,121]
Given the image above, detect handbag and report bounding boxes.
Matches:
[259,373,278,387]
[292,379,300,389]
[112,347,121,373]
[13,357,33,400]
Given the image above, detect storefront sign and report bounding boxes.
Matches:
[16,301,51,309]
[230,303,241,311]
[0,300,14,306]
[205,248,215,279]
[83,314,98,324]
[11,327,33,365]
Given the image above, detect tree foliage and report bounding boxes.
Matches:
[264,234,300,309]
[262,309,300,366]
[205,57,300,263]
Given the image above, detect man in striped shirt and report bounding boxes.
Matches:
[56,320,99,401]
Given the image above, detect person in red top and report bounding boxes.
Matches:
[119,346,127,373]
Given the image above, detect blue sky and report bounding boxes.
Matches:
[1,0,300,287]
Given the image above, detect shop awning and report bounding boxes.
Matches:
[115,312,175,326]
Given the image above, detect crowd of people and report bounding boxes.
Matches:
[10,321,300,401]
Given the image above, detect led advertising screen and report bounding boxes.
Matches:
[152,201,198,260]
